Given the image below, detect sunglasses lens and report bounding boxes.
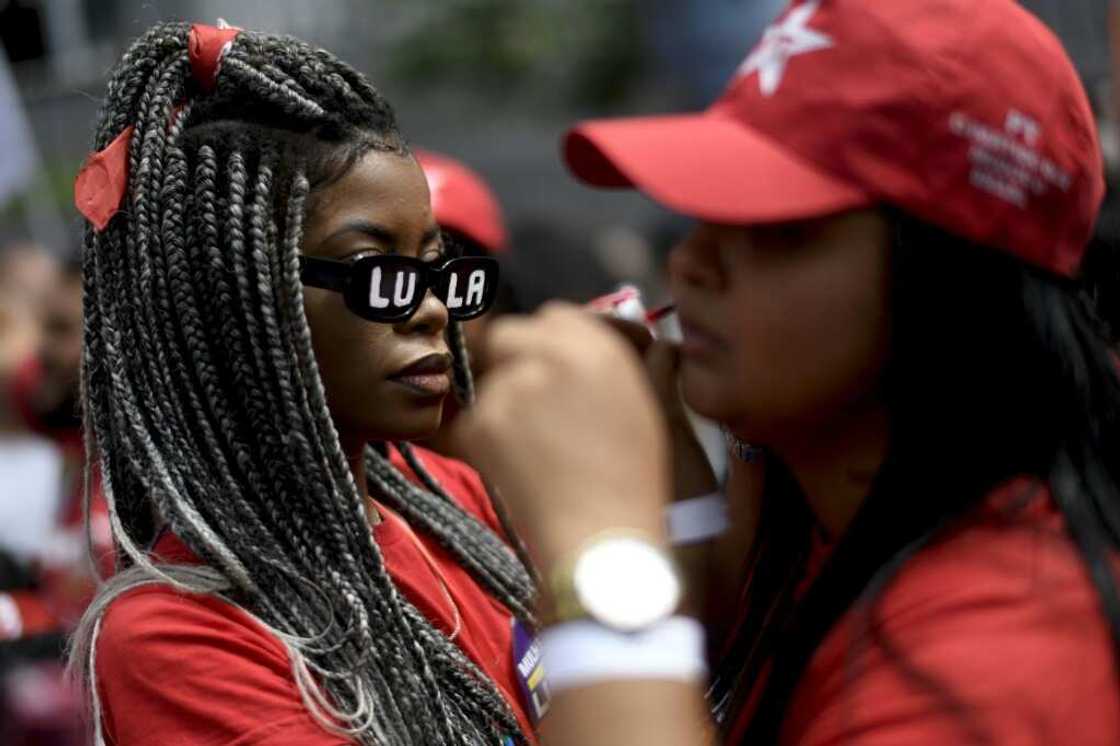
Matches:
[344,256,424,321]
[434,258,500,320]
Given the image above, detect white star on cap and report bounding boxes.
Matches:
[737,0,832,96]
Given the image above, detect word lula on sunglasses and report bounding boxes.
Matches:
[299,254,500,323]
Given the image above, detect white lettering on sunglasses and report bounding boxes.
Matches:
[446,269,487,310]
[368,267,418,310]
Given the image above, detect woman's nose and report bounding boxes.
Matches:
[396,288,449,337]
[667,224,725,292]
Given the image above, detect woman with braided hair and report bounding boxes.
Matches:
[68,22,539,746]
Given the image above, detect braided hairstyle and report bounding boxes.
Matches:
[68,22,535,745]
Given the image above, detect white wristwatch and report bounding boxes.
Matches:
[548,531,682,632]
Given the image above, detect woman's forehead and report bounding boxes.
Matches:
[305,151,437,253]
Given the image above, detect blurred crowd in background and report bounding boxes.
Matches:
[0,1,1118,743]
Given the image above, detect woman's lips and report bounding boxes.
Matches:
[391,373,451,397]
[678,318,724,358]
[389,352,452,397]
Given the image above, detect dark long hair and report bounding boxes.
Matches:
[712,210,1120,743]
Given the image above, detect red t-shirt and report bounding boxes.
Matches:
[730,479,1120,745]
[94,445,535,745]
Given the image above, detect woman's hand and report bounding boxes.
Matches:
[455,305,713,746]
[451,302,673,574]
[599,317,719,503]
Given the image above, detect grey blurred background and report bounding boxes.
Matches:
[0,0,791,306]
[0,0,1115,305]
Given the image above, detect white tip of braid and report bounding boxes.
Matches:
[87,617,107,746]
[286,641,386,743]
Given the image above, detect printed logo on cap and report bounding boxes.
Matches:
[736,0,832,96]
[949,108,1073,210]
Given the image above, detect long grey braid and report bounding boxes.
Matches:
[69,22,535,745]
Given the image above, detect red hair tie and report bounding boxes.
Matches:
[74,126,133,232]
[74,22,242,231]
[188,22,241,93]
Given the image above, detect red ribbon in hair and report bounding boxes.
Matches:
[188,22,241,93]
[74,23,241,231]
[74,126,133,232]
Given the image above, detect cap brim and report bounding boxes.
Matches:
[563,113,872,224]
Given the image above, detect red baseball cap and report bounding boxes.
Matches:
[415,149,509,254]
[563,0,1104,277]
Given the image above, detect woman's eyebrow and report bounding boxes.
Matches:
[322,222,442,253]
[322,220,397,246]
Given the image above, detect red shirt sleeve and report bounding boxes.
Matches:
[781,500,1120,746]
[96,587,350,746]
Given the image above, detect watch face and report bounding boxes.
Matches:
[572,536,681,631]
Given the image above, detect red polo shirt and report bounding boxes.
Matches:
[730,479,1120,745]
[94,445,535,745]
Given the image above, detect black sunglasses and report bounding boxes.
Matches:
[299,254,500,323]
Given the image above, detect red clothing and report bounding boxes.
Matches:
[8,354,82,453]
[731,479,1120,745]
[95,445,533,745]
[0,589,56,637]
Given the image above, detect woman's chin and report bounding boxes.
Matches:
[681,367,740,424]
[365,403,446,445]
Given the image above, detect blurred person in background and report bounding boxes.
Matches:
[0,240,64,627]
[3,255,112,639]
[16,256,84,440]
[0,244,88,746]
[0,241,58,321]
[455,1,1120,745]
[414,149,522,461]
[415,149,518,380]
[0,242,57,410]
[69,22,539,746]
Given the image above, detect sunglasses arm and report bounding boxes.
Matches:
[298,256,350,293]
